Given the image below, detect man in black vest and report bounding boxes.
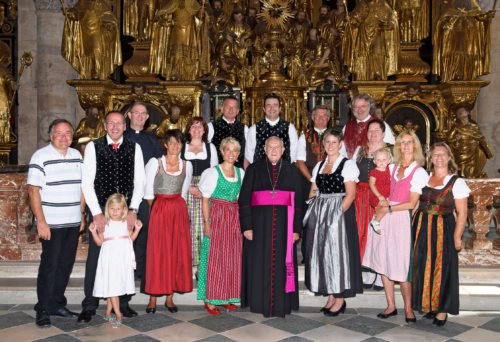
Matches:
[244,93,298,169]
[124,102,163,288]
[208,95,248,168]
[78,111,145,323]
[296,105,330,262]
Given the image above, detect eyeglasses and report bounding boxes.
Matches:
[130,111,148,115]
[400,140,414,145]
[353,105,369,110]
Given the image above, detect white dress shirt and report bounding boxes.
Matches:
[82,135,145,216]
[244,117,299,163]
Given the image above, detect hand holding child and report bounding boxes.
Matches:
[135,220,143,230]
[88,222,97,233]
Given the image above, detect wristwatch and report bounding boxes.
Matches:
[131,208,139,214]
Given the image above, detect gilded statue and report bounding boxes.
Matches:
[344,0,399,81]
[393,119,420,135]
[61,0,122,80]
[286,10,310,83]
[223,0,247,17]
[433,0,495,82]
[74,106,105,144]
[225,9,253,66]
[123,0,158,41]
[303,28,337,86]
[155,105,188,138]
[447,107,493,178]
[396,0,429,42]
[149,0,210,80]
[210,0,229,45]
[0,42,15,144]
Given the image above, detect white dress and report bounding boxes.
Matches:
[93,220,136,298]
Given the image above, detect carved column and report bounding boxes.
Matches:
[466,180,495,250]
[34,0,80,147]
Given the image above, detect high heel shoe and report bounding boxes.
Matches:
[145,306,156,314]
[433,314,448,326]
[377,309,398,319]
[405,315,417,323]
[204,303,220,315]
[324,301,346,317]
[165,303,178,313]
[320,306,332,313]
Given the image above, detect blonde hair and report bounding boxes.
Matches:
[219,137,241,154]
[104,193,128,221]
[393,130,425,166]
[428,142,458,174]
[373,147,393,164]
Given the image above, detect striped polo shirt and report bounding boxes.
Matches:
[27,144,83,229]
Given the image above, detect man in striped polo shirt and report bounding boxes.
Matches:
[28,119,85,328]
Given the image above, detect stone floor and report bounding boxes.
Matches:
[1,304,499,342]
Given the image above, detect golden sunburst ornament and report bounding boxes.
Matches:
[257,0,294,30]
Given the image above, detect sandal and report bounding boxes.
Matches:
[104,314,116,321]
[111,320,122,328]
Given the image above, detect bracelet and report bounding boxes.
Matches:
[388,205,392,214]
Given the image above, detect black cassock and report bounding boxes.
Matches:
[238,159,304,317]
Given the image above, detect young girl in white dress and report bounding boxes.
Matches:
[89,193,142,326]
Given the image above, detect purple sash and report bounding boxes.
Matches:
[250,190,295,293]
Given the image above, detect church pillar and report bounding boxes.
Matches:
[17,0,80,164]
[476,4,500,178]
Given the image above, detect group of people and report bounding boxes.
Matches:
[27,92,469,329]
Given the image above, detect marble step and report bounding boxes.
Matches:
[1,262,499,311]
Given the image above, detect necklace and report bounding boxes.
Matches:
[266,160,282,197]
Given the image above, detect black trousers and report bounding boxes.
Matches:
[81,213,130,311]
[35,226,79,314]
[133,199,151,292]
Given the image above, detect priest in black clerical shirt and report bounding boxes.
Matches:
[238,136,304,318]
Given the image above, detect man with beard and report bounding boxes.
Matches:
[239,136,304,317]
[245,7,258,30]
[211,0,228,44]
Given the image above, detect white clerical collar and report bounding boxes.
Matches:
[356,115,372,123]
[314,128,326,134]
[265,117,280,126]
[106,135,124,145]
[222,116,236,124]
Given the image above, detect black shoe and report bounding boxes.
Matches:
[77,310,94,323]
[405,316,417,323]
[373,285,384,291]
[122,306,138,318]
[433,314,448,326]
[36,310,51,328]
[51,307,79,318]
[146,305,156,314]
[319,306,332,313]
[423,312,436,320]
[377,309,398,319]
[165,304,178,313]
[363,283,374,290]
[324,301,346,317]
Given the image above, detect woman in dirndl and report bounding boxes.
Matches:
[304,129,363,316]
[412,142,470,326]
[197,137,245,314]
[353,119,388,289]
[181,117,219,267]
[144,129,193,313]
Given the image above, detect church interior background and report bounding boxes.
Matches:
[0,0,499,264]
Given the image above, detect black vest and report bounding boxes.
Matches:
[94,136,136,207]
[255,119,291,162]
[181,143,212,177]
[212,118,246,168]
[304,129,325,172]
[316,158,347,194]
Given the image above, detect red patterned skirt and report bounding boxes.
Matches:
[145,194,193,295]
[354,182,374,260]
[206,198,243,300]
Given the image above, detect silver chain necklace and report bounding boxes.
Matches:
[266,159,282,197]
